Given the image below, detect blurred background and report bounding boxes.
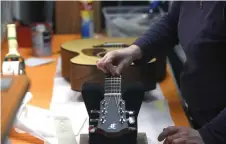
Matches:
[1,0,185,85]
[1,1,171,41]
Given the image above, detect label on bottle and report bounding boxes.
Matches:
[2,61,20,75]
[81,10,94,38]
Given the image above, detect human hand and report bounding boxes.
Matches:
[96,45,142,76]
[158,126,205,144]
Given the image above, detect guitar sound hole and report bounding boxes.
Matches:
[82,48,106,57]
[97,51,107,58]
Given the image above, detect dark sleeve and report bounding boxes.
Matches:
[133,2,181,63]
[198,107,226,144]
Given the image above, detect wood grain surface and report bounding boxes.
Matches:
[1,75,30,143]
[55,1,101,34]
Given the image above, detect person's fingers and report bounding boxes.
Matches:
[158,126,179,141]
[103,53,118,75]
[171,138,186,144]
[96,60,108,73]
[115,60,125,75]
[167,133,184,143]
[105,63,116,76]
[115,58,130,75]
[96,55,109,73]
[96,56,106,68]
[163,139,169,144]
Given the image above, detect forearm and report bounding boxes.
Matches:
[198,107,226,144]
[132,2,181,63]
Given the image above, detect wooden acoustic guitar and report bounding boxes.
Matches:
[61,37,157,92]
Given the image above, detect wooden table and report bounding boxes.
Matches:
[1,34,189,144]
[1,75,30,143]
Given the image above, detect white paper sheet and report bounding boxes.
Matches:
[25,57,56,67]
[138,100,175,144]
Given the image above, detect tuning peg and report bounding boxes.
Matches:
[101,100,106,106]
[128,127,137,131]
[119,109,124,115]
[90,110,100,114]
[126,111,135,115]
[127,116,136,124]
[119,100,125,106]
[89,126,97,133]
[101,109,107,115]
[119,116,126,124]
[100,117,106,124]
[90,119,99,122]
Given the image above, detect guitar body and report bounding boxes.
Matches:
[61,37,157,91]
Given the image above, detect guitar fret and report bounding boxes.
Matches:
[104,75,121,95]
[104,93,121,96]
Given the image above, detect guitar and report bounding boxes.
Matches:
[61,37,157,92]
[2,24,25,75]
[88,74,136,138]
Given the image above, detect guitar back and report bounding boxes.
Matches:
[61,38,157,91]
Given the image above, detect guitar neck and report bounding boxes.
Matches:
[93,42,129,48]
[104,74,122,96]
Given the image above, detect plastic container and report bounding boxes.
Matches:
[102,6,164,37]
[31,23,52,57]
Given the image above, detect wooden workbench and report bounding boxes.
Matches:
[1,34,189,144]
[1,75,30,143]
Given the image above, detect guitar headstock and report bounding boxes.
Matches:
[89,75,136,137]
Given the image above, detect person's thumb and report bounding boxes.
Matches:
[116,58,130,75]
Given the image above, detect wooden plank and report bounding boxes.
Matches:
[93,1,102,33]
[55,1,80,34]
[1,75,30,143]
[55,1,101,34]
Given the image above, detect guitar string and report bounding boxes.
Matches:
[112,75,121,115]
[104,75,122,118]
[105,77,111,118]
[115,75,122,119]
[116,76,121,108]
[113,76,120,110]
[105,77,119,116]
[110,76,119,118]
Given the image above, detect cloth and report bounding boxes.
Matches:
[133,1,226,143]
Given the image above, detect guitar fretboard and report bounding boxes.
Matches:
[104,75,121,95]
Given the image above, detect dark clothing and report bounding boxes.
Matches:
[134,1,226,144]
